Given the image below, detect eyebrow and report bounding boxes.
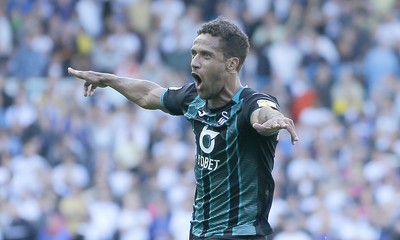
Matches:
[191,49,214,57]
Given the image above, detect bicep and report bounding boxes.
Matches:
[143,87,166,110]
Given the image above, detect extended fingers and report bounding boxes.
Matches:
[68,67,83,78]
[84,82,90,97]
[283,118,299,144]
[271,120,288,128]
[70,68,97,97]
[252,122,264,131]
[83,82,98,97]
[254,118,299,145]
[263,118,290,129]
[253,120,283,130]
[89,84,97,96]
[69,67,98,81]
[287,126,299,145]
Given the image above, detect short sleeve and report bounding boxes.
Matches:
[161,83,197,115]
[241,89,280,123]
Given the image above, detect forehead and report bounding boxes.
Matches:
[192,34,222,52]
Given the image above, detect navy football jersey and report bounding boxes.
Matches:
[161,83,279,238]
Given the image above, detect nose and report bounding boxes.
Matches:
[191,55,200,70]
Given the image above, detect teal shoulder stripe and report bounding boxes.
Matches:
[184,96,206,119]
[160,88,171,113]
[232,86,247,103]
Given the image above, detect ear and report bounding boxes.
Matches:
[226,57,240,72]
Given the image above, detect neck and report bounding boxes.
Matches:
[208,76,243,109]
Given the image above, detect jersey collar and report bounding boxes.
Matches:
[232,85,248,103]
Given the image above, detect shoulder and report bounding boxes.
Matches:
[237,87,280,124]
[164,83,197,97]
[240,87,279,110]
[162,83,198,115]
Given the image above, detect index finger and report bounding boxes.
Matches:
[285,123,299,145]
[68,67,83,78]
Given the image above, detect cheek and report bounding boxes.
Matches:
[205,64,226,82]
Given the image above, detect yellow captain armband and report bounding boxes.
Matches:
[257,99,278,110]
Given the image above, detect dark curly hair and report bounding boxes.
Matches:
[197,17,250,71]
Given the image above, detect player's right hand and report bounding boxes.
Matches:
[68,67,107,97]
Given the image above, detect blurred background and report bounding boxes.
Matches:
[0,0,399,239]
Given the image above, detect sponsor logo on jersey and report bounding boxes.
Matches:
[196,154,220,171]
[199,126,219,154]
[197,126,221,171]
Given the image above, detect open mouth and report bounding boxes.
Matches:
[191,72,202,88]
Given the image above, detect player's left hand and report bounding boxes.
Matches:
[253,117,299,145]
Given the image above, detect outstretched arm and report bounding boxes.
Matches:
[250,106,299,145]
[68,68,166,110]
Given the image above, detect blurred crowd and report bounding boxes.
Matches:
[0,0,399,239]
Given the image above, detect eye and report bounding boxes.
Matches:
[203,52,212,59]
[191,50,197,59]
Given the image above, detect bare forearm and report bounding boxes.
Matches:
[68,68,165,110]
[102,74,164,109]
